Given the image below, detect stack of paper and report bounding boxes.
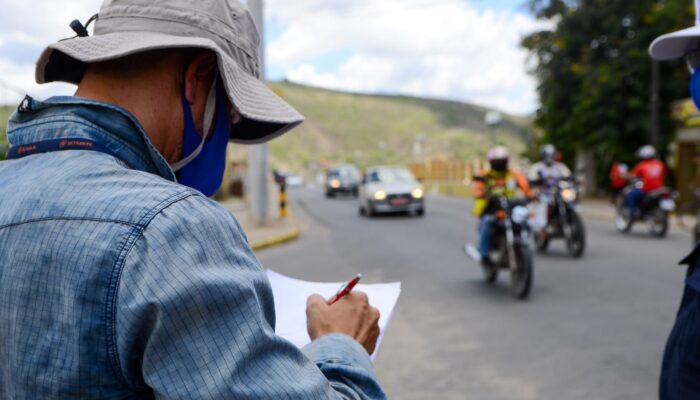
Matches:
[266,270,401,360]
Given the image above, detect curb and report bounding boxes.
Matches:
[249,205,302,251]
[251,228,301,251]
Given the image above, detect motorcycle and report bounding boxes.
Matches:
[532,177,586,258]
[615,180,676,237]
[466,193,534,299]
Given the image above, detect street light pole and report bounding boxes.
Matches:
[246,0,269,224]
[484,111,502,147]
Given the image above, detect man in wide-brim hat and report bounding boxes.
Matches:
[0,0,385,398]
[650,1,700,398]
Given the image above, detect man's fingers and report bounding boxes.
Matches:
[347,290,369,303]
[369,307,380,324]
[307,294,327,307]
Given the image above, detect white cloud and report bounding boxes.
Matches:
[0,0,548,114]
[0,0,102,104]
[267,0,548,114]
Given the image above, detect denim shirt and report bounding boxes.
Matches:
[660,246,700,399]
[0,96,385,399]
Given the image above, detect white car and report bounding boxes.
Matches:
[358,166,425,217]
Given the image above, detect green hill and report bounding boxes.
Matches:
[267,81,533,172]
[0,84,534,166]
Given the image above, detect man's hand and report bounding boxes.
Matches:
[306,292,381,354]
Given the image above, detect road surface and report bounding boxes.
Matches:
[256,188,689,400]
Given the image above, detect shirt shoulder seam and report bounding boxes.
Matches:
[0,216,137,231]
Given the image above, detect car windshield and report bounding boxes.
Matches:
[330,167,360,180]
[370,168,415,184]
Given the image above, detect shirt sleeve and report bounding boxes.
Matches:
[114,194,386,399]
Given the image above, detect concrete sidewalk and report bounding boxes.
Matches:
[219,197,301,251]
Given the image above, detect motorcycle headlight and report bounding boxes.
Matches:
[373,190,387,201]
[411,188,424,199]
[330,179,341,189]
[561,188,577,202]
[511,205,529,224]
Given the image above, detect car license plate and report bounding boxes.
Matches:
[391,197,408,205]
[660,199,675,211]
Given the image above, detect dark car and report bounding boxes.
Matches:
[325,164,362,197]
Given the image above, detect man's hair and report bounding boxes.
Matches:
[85,48,200,81]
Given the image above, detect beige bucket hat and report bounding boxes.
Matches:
[649,0,700,60]
[35,0,304,144]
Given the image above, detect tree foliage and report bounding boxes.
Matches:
[522,0,693,185]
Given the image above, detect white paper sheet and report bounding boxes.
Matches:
[266,269,401,360]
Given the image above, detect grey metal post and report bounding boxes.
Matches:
[650,59,660,148]
[246,0,269,224]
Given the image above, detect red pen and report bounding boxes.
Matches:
[327,274,363,305]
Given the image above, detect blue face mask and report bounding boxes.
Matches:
[172,76,231,197]
[690,66,700,110]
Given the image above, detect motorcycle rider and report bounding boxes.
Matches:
[528,144,572,196]
[473,146,534,266]
[528,144,572,237]
[625,145,667,218]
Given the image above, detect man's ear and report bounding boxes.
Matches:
[184,51,217,104]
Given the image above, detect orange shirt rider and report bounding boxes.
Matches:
[472,169,534,216]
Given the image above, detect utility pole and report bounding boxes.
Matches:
[485,111,502,147]
[246,0,269,224]
[650,59,660,148]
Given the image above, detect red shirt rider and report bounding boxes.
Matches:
[631,159,666,192]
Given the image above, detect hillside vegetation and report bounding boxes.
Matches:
[267,82,533,172]
[0,84,534,167]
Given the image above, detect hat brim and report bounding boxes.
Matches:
[650,25,700,61]
[36,31,303,144]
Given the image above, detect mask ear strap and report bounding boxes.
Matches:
[171,74,218,172]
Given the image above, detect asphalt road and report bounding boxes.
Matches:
[256,187,689,400]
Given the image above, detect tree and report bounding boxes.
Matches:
[522,0,693,189]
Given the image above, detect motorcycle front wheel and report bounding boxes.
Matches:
[615,204,632,233]
[510,245,533,299]
[566,212,586,258]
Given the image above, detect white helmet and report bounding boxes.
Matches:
[636,145,657,160]
[487,146,509,161]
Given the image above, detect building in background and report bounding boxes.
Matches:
[671,98,700,212]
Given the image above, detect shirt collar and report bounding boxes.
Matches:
[6,95,176,182]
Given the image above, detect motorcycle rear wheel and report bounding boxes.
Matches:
[649,210,669,238]
[534,232,549,253]
[482,264,498,284]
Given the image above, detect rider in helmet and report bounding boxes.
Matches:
[625,145,666,217]
[528,144,572,196]
[473,146,533,266]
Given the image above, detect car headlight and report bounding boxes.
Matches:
[330,179,341,189]
[373,190,387,201]
[411,188,424,199]
[511,206,529,224]
[561,188,576,202]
